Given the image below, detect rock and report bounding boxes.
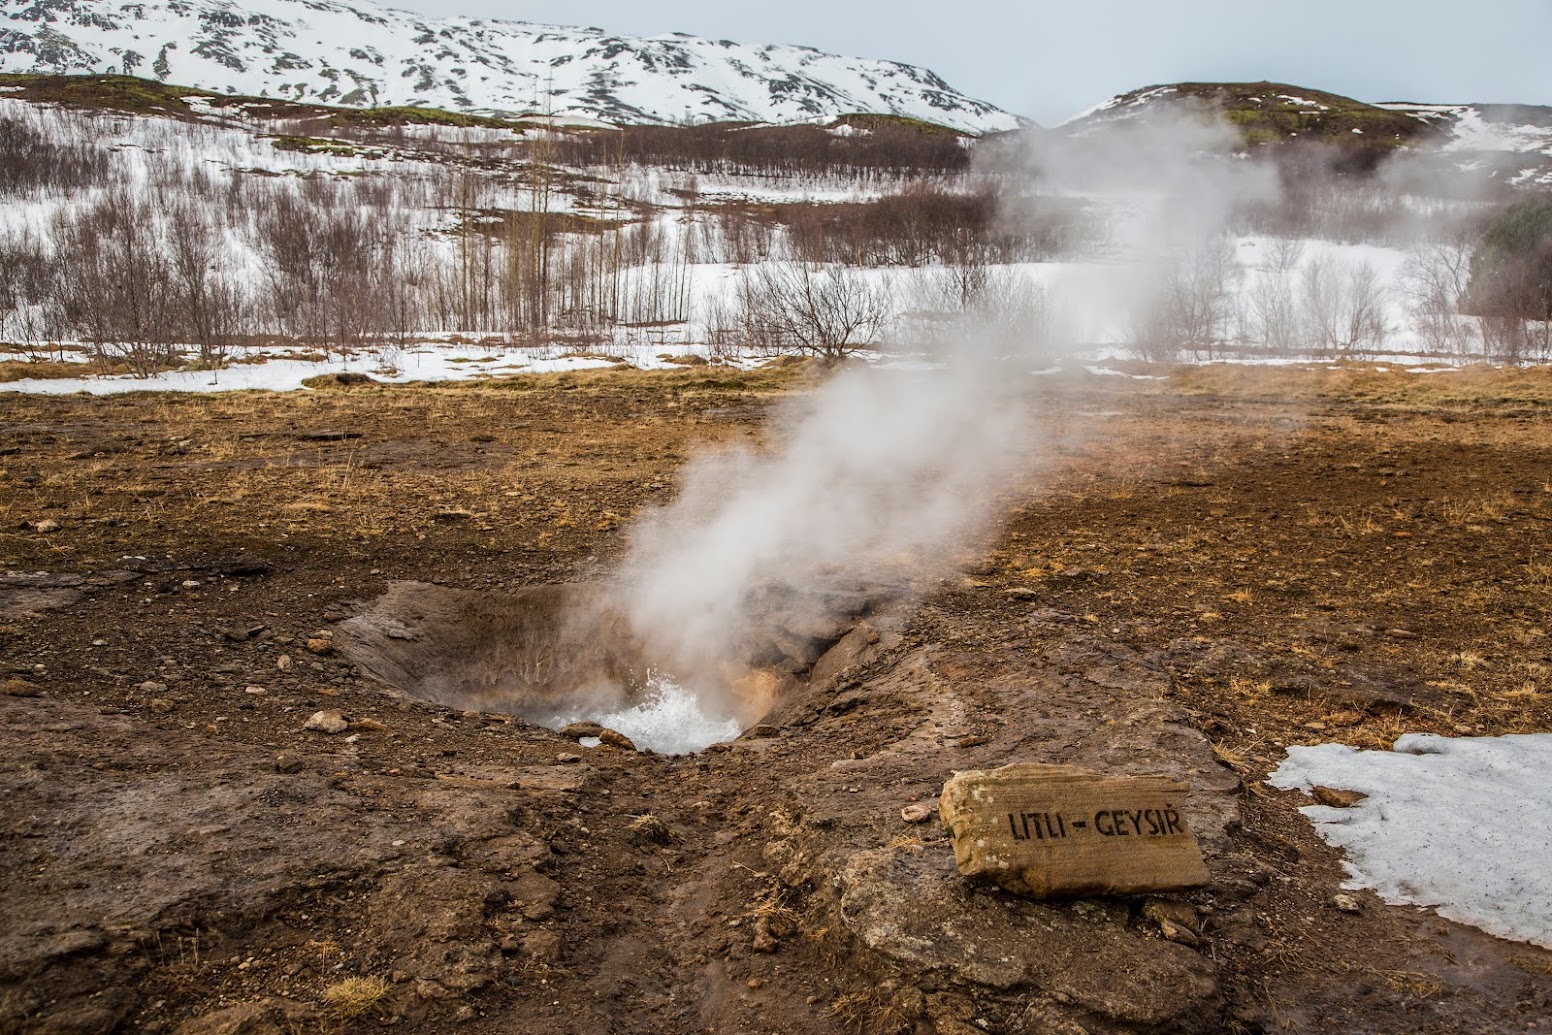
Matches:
[939,763,1208,898]
[304,710,349,734]
[900,802,935,824]
[174,998,313,1035]
[555,753,582,764]
[522,929,562,964]
[276,654,293,672]
[305,637,334,656]
[351,717,388,732]
[274,754,304,774]
[138,680,169,694]
[1004,587,1041,601]
[598,727,637,752]
[1312,785,1367,808]
[839,846,1220,1024]
[559,720,605,740]
[1332,893,1362,914]
[1142,898,1201,936]
[244,685,266,695]
[149,698,175,714]
[1,677,40,697]
[32,519,61,534]
[628,814,679,845]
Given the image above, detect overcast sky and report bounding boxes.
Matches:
[380,0,1552,124]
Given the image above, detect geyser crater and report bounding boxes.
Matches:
[337,579,890,754]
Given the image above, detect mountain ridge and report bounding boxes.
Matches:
[0,0,1024,133]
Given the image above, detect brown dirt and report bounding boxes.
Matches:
[3,362,1552,1035]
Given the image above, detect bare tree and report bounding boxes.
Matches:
[1130,236,1241,361]
[1401,240,1478,357]
[734,262,893,361]
[1301,255,1387,355]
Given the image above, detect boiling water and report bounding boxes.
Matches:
[554,673,743,755]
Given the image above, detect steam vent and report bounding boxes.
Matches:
[337,580,897,752]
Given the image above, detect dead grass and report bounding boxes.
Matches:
[320,975,391,1019]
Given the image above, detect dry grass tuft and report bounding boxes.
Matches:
[321,975,391,1018]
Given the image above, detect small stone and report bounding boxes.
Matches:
[556,753,582,764]
[598,728,638,752]
[274,754,303,774]
[1142,898,1202,936]
[244,685,267,695]
[1332,894,1362,914]
[747,978,764,989]
[2,678,41,697]
[305,638,334,656]
[181,580,200,590]
[522,930,562,963]
[304,710,348,735]
[900,802,935,824]
[1312,786,1367,809]
[559,721,605,740]
[1157,918,1200,947]
[139,681,169,694]
[276,655,293,672]
[351,717,388,732]
[33,519,60,534]
[149,698,175,714]
[1003,587,1040,601]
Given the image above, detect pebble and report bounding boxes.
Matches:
[305,638,334,656]
[32,519,60,533]
[1333,894,1362,914]
[556,753,583,764]
[900,802,935,824]
[139,681,169,694]
[1,678,40,698]
[598,728,638,752]
[276,655,293,672]
[1312,786,1367,809]
[303,710,349,735]
[244,685,267,695]
[149,698,175,714]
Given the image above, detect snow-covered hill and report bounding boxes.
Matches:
[0,0,1022,133]
[1376,102,1552,158]
[1058,83,1552,187]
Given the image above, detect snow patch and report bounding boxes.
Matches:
[1270,733,1552,949]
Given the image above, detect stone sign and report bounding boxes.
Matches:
[939,763,1209,897]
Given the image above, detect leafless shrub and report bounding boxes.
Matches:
[1301,255,1388,355]
[1130,236,1241,361]
[733,262,893,361]
[1401,241,1479,357]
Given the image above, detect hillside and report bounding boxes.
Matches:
[0,0,1022,133]
[1063,81,1437,149]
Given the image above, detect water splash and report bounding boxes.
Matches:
[555,673,744,755]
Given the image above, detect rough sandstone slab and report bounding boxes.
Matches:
[940,762,1209,897]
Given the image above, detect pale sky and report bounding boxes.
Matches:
[381,0,1552,125]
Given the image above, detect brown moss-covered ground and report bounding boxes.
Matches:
[3,362,1551,1034]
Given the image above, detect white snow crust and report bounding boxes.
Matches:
[1270,733,1552,949]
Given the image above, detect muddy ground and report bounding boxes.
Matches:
[3,362,1552,1035]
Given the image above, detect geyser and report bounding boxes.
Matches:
[337,578,885,753]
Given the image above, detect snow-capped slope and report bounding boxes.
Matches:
[0,0,1022,133]
[1376,102,1552,157]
